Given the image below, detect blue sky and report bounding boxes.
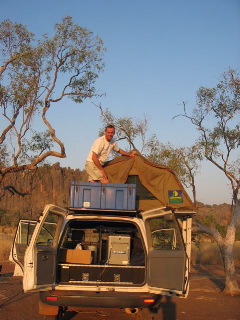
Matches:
[1,0,239,204]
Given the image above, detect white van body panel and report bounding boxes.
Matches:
[11,204,193,297]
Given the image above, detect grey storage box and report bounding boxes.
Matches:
[70,182,136,211]
[71,182,101,209]
[107,235,131,265]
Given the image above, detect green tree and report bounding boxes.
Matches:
[0,17,105,193]
[98,107,158,155]
[176,69,240,295]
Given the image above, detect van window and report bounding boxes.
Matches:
[36,213,59,246]
[16,221,36,245]
[149,216,182,250]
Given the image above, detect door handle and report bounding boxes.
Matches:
[42,255,49,261]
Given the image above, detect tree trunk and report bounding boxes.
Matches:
[193,201,240,295]
[222,200,240,295]
[222,242,240,295]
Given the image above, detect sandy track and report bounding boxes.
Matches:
[0,262,239,320]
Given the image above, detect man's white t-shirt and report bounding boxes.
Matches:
[86,135,120,165]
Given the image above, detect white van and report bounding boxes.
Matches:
[11,200,193,319]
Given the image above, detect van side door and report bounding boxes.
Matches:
[10,220,37,271]
[23,204,68,292]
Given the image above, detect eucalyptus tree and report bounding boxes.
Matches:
[176,69,240,294]
[0,16,105,194]
[99,70,240,294]
[98,107,155,154]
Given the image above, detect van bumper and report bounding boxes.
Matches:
[39,290,162,309]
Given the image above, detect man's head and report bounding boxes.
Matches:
[105,125,115,142]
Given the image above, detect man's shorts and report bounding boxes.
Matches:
[85,161,103,181]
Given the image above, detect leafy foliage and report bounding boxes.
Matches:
[0,16,105,180]
[98,108,156,154]
[201,214,227,237]
[177,69,240,202]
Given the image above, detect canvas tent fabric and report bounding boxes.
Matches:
[104,152,194,211]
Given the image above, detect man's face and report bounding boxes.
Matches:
[105,127,115,142]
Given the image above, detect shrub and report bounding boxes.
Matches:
[11,211,21,227]
[0,213,12,227]
[0,210,20,228]
[0,239,12,261]
[0,209,6,224]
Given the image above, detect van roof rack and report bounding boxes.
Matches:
[66,207,138,217]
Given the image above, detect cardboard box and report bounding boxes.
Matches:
[59,249,92,264]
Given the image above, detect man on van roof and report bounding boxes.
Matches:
[85,125,136,183]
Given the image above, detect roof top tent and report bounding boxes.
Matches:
[103,151,194,213]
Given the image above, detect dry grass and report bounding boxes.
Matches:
[191,241,240,266]
[1,230,240,266]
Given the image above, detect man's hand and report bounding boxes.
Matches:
[100,168,109,183]
[119,149,137,157]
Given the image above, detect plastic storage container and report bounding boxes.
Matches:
[70,182,136,211]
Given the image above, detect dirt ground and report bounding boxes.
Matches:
[0,261,239,320]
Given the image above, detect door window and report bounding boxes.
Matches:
[16,221,37,245]
[36,212,59,246]
[149,215,182,250]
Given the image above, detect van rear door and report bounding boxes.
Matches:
[23,204,68,292]
[141,207,190,296]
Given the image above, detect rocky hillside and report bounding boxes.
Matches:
[0,163,88,220]
[0,163,233,227]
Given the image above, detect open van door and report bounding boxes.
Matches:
[141,207,192,296]
[23,204,68,292]
[10,220,38,275]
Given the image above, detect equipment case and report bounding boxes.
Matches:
[107,235,131,265]
[70,182,136,211]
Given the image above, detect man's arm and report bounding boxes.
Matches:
[118,149,137,157]
[92,152,108,181]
